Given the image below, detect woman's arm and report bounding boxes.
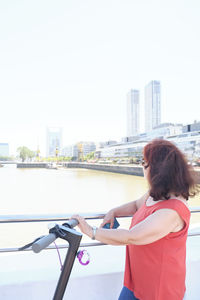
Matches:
[72,208,183,246]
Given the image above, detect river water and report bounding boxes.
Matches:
[1,164,200,248]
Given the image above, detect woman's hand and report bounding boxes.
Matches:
[100,209,115,228]
[71,215,93,238]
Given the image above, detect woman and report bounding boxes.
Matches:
[72,139,198,300]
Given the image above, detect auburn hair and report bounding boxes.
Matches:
[143,139,198,201]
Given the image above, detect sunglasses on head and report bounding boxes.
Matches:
[142,159,149,169]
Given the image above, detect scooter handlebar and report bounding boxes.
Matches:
[32,233,57,253]
[32,219,79,253]
[64,218,79,228]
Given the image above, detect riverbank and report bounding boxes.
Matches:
[16,162,200,183]
[64,162,200,183]
[16,162,144,176]
[64,162,144,176]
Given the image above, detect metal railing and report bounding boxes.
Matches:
[0,213,106,224]
[1,208,200,253]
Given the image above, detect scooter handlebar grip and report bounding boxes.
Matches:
[32,233,57,253]
[65,218,79,228]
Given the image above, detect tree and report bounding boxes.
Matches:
[17,146,35,162]
[84,151,95,162]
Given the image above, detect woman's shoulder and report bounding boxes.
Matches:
[168,194,189,208]
[146,196,190,229]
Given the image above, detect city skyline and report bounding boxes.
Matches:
[0,1,200,155]
[0,79,199,157]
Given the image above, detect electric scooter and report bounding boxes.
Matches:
[19,217,119,300]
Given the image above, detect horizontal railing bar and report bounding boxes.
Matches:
[188,232,200,237]
[189,207,200,213]
[0,242,106,253]
[1,231,200,253]
[0,207,200,223]
[0,213,106,223]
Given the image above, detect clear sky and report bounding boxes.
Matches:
[0,0,200,155]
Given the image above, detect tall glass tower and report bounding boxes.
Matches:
[127,89,140,137]
[46,127,63,157]
[145,81,161,132]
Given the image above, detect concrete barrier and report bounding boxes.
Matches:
[17,163,48,168]
[64,162,144,176]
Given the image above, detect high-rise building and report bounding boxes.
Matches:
[0,143,9,157]
[62,145,79,158]
[145,81,161,132]
[127,89,140,136]
[46,127,63,157]
[82,142,96,156]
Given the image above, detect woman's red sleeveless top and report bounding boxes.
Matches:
[124,199,190,300]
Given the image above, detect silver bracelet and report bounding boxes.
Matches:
[91,226,98,240]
